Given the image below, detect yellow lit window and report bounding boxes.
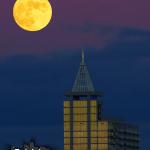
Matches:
[91,122,97,131]
[64,115,70,121]
[98,121,108,131]
[91,144,97,150]
[64,122,70,131]
[80,123,87,131]
[73,124,80,131]
[73,101,81,107]
[98,131,108,137]
[90,107,97,113]
[73,144,79,150]
[90,101,97,106]
[64,138,70,144]
[64,108,70,114]
[91,131,97,137]
[73,131,87,137]
[80,101,88,107]
[73,101,87,107]
[98,144,108,149]
[64,101,70,107]
[80,138,87,143]
[73,138,80,144]
[91,138,97,143]
[98,138,108,143]
[90,114,97,121]
[64,132,70,137]
[80,144,87,150]
[73,107,87,114]
[73,114,87,121]
[73,123,87,131]
[64,144,70,150]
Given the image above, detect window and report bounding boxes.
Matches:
[73,131,88,137]
[90,101,97,106]
[90,114,97,121]
[91,107,97,113]
[73,108,87,114]
[98,122,108,130]
[64,132,70,137]
[91,144,97,150]
[98,138,108,143]
[64,122,70,131]
[64,144,70,150]
[73,101,87,107]
[91,138,97,143]
[64,115,70,121]
[98,131,108,137]
[64,138,70,144]
[64,101,70,107]
[74,114,87,121]
[98,144,108,149]
[64,108,70,114]
[91,131,97,137]
[91,122,97,131]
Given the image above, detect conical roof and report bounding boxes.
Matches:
[72,50,95,93]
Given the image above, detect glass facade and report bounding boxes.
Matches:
[64,100,139,150]
[64,100,99,150]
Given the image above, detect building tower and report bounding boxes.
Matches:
[64,51,139,150]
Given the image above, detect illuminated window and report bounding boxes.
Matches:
[73,122,87,131]
[98,131,108,137]
[98,138,108,143]
[73,114,87,121]
[64,132,70,137]
[80,138,87,143]
[64,108,70,114]
[91,131,97,137]
[64,122,70,131]
[98,122,108,130]
[64,138,70,144]
[91,122,97,131]
[73,144,79,150]
[73,131,88,137]
[80,123,87,131]
[64,101,70,107]
[64,144,70,150]
[90,107,97,113]
[73,107,87,114]
[91,138,97,143]
[98,144,108,149]
[80,144,87,150]
[73,101,87,107]
[90,114,97,121]
[64,115,70,121]
[90,101,97,106]
[91,144,97,150]
[73,138,87,144]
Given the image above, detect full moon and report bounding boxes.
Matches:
[13,0,52,31]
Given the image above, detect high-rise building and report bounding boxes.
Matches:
[63,51,139,150]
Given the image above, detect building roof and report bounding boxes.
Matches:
[72,50,95,93]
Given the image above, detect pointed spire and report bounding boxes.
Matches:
[72,50,95,93]
[81,49,85,64]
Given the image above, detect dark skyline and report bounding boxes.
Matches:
[0,0,150,150]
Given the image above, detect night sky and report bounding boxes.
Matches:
[0,0,150,149]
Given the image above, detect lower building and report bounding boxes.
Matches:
[11,140,51,150]
[97,120,139,150]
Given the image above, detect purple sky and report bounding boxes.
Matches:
[0,0,150,56]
